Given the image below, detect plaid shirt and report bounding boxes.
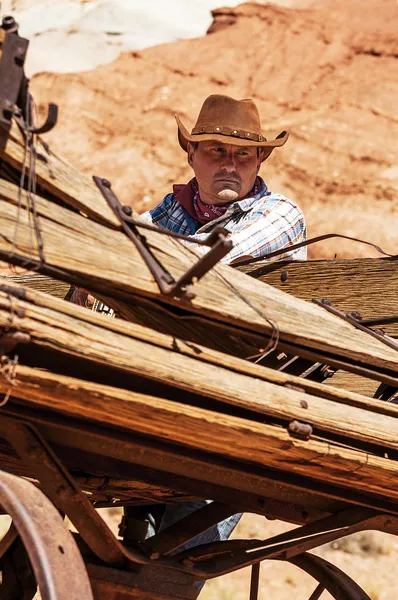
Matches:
[140,178,306,264]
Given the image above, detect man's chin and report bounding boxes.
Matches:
[215,188,240,202]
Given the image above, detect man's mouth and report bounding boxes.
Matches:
[215,178,240,185]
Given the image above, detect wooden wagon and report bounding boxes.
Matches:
[0,16,397,599]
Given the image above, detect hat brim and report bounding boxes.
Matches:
[176,115,288,160]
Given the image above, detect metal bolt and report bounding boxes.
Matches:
[300,399,308,409]
[288,420,313,440]
[321,298,332,306]
[101,178,111,188]
[280,270,288,282]
[122,205,132,216]
[2,16,16,30]
[349,311,362,320]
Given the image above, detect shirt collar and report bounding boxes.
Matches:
[173,177,268,217]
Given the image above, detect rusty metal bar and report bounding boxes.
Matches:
[93,175,232,298]
[313,299,398,353]
[175,507,386,578]
[249,562,260,600]
[308,583,325,600]
[0,18,29,140]
[0,468,93,600]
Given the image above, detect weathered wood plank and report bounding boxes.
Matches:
[0,179,397,380]
[2,364,398,503]
[0,288,398,456]
[0,268,69,298]
[3,283,398,418]
[0,122,119,226]
[237,257,398,337]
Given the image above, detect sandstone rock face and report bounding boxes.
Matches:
[30,0,398,258]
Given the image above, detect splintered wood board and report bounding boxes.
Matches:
[0,179,398,381]
[238,257,398,337]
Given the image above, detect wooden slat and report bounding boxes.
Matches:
[0,179,397,380]
[2,364,398,503]
[0,269,69,298]
[237,257,398,337]
[0,122,119,226]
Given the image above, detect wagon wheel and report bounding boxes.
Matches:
[0,469,93,600]
[280,552,370,600]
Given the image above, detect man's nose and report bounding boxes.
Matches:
[220,152,237,170]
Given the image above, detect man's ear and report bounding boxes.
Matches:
[187,143,195,167]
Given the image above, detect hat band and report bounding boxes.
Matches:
[191,125,266,142]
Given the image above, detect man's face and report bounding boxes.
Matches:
[187,140,263,205]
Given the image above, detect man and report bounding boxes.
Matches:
[136,94,307,592]
[140,93,306,264]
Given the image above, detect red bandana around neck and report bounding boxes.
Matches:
[173,178,260,225]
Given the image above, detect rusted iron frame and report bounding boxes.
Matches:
[93,175,233,299]
[313,299,398,353]
[84,552,371,600]
[0,411,396,590]
[174,507,392,578]
[0,18,29,140]
[0,468,93,600]
[287,553,371,600]
[0,18,57,143]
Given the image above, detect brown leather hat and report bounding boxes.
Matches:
[176,94,288,158]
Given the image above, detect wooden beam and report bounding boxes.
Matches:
[2,363,398,504]
[0,123,119,226]
[237,257,398,337]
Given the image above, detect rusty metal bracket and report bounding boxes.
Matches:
[0,17,29,139]
[93,176,232,299]
[0,468,93,600]
[313,298,398,352]
[174,506,390,578]
[0,16,58,146]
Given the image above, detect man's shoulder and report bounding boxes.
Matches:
[252,190,304,217]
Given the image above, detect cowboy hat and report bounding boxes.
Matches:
[175,94,288,160]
